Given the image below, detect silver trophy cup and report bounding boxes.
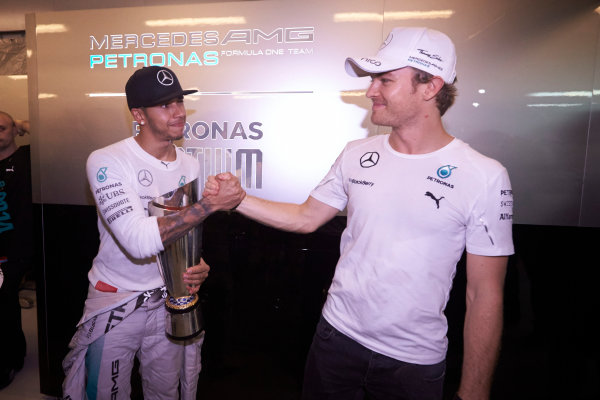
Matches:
[148,178,204,340]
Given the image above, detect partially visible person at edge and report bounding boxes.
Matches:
[206,27,514,400]
[62,66,245,400]
[0,112,32,390]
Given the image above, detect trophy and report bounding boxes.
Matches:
[148,178,204,340]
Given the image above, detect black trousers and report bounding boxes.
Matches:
[0,261,26,373]
[302,316,446,400]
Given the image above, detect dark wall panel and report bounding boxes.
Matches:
[36,203,600,399]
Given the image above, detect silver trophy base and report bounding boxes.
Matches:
[165,295,204,341]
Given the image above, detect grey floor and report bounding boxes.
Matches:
[0,283,56,400]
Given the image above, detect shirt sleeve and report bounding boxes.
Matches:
[466,165,514,256]
[86,149,164,259]
[309,148,349,211]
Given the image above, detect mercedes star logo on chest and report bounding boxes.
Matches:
[360,152,380,168]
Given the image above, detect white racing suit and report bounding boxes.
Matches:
[63,137,204,399]
[62,285,203,400]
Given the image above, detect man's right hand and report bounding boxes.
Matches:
[202,172,245,212]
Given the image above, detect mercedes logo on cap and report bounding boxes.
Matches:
[138,169,154,186]
[156,69,174,86]
[360,152,380,168]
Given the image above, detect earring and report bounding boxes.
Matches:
[140,121,145,125]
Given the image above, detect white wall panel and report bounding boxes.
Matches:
[27,0,382,206]
[19,0,600,226]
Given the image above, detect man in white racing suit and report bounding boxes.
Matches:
[62,66,245,400]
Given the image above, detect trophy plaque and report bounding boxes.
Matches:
[148,178,203,340]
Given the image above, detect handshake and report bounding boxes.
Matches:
[202,172,246,212]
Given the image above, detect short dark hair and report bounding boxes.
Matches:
[411,68,457,116]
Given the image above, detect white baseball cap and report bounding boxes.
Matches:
[345,27,457,84]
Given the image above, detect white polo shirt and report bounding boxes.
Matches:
[311,134,514,364]
[86,137,200,293]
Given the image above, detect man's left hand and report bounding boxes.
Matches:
[183,258,210,294]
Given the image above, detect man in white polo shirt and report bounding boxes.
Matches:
[210,27,514,400]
